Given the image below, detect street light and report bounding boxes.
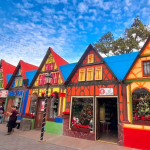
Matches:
[39,73,53,142]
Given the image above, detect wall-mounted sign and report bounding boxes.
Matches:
[99,88,114,95]
[0,90,8,97]
[41,101,45,111]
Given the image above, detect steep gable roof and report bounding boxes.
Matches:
[60,63,77,82]
[104,52,139,80]
[1,59,16,89]
[6,60,38,89]
[65,44,117,84]
[29,47,69,87]
[124,35,150,80]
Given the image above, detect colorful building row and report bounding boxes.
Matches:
[1,36,150,150]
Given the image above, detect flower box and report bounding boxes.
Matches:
[71,127,80,132]
[22,115,34,119]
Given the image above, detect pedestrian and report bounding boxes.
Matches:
[5,106,18,135]
[12,106,19,132]
[0,104,4,124]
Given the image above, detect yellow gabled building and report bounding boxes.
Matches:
[25,47,68,134]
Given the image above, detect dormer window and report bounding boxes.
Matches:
[88,54,94,63]
[143,61,150,76]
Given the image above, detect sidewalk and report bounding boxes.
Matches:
[0,123,138,150]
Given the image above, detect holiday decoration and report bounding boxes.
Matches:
[133,94,150,121]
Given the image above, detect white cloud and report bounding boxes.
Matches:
[42,6,55,14]
[149,0,150,4]
[78,2,88,13]
[125,0,131,6]
[72,0,76,5]
[78,23,85,30]
[36,0,68,5]
[89,9,97,16]
[111,9,121,14]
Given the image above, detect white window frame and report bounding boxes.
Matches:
[95,66,102,80]
[86,68,94,81]
[79,69,85,81]
[88,54,94,64]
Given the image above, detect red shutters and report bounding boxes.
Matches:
[48,63,54,70]
[45,63,55,71]
[38,74,45,85]
[50,72,59,84]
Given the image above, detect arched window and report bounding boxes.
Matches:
[132,88,150,121]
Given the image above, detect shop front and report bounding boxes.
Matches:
[25,47,69,134]
[63,44,127,145]
[123,36,150,149]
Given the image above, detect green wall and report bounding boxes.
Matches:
[23,118,35,130]
[45,121,63,135]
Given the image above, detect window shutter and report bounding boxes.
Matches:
[51,73,54,84]
[41,74,45,85]
[45,64,48,71]
[54,72,59,84]
[38,75,42,85]
[0,80,2,87]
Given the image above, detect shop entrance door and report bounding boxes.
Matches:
[34,98,49,129]
[96,97,118,143]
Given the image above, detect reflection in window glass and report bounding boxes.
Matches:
[71,98,93,131]
[29,99,37,116]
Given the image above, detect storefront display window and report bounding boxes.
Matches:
[71,97,93,131]
[29,99,37,116]
[132,88,150,121]
[49,96,59,118]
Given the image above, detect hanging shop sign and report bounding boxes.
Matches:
[99,88,114,95]
[0,90,8,97]
[41,101,45,111]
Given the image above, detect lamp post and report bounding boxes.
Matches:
[39,73,53,142]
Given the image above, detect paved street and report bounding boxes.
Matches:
[0,124,138,150]
[0,131,76,150]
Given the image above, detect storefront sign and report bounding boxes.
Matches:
[0,90,8,97]
[41,101,45,111]
[99,88,113,95]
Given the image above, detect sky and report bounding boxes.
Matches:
[0,0,150,66]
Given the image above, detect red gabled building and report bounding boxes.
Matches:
[0,59,16,107]
[5,60,38,116]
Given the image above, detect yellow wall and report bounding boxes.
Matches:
[127,41,150,80]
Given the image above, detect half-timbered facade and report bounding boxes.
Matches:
[0,60,16,113]
[5,60,38,118]
[26,47,68,134]
[62,44,138,145]
[123,36,150,149]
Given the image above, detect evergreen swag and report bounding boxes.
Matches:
[79,105,93,125]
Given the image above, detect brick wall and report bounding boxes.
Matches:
[63,115,95,141]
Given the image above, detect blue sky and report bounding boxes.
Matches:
[0,0,150,66]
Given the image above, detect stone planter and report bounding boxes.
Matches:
[22,115,34,119]
[62,114,69,119]
[71,127,90,133]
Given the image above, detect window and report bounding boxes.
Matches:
[88,54,94,63]
[19,69,22,75]
[18,78,23,86]
[71,98,93,131]
[53,73,59,84]
[49,96,59,118]
[79,69,85,81]
[29,98,37,115]
[87,68,94,81]
[38,74,45,85]
[143,61,150,76]
[95,66,102,80]
[132,89,150,122]
[44,63,54,71]
[15,78,18,87]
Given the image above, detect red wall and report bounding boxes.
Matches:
[124,128,150,150]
